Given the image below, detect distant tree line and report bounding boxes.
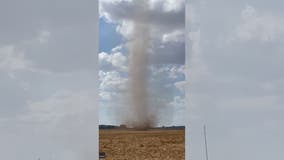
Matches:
[99,125,117,129]
[99,125,185,130]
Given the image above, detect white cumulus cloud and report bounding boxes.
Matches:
[99,51,127,71]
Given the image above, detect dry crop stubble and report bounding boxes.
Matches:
[99,129,185,160]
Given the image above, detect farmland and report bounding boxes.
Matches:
[99,128,185,160]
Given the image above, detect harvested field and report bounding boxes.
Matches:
[99,129,185,160]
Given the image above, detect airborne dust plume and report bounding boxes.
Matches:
[123,0,156,129]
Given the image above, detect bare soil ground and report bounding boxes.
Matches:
[99,129,185,160]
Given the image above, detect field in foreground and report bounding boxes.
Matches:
[99,129,185,160]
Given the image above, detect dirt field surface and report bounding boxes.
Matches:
[99,129,185,160]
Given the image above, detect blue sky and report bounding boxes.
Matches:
[99,18,122,52]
